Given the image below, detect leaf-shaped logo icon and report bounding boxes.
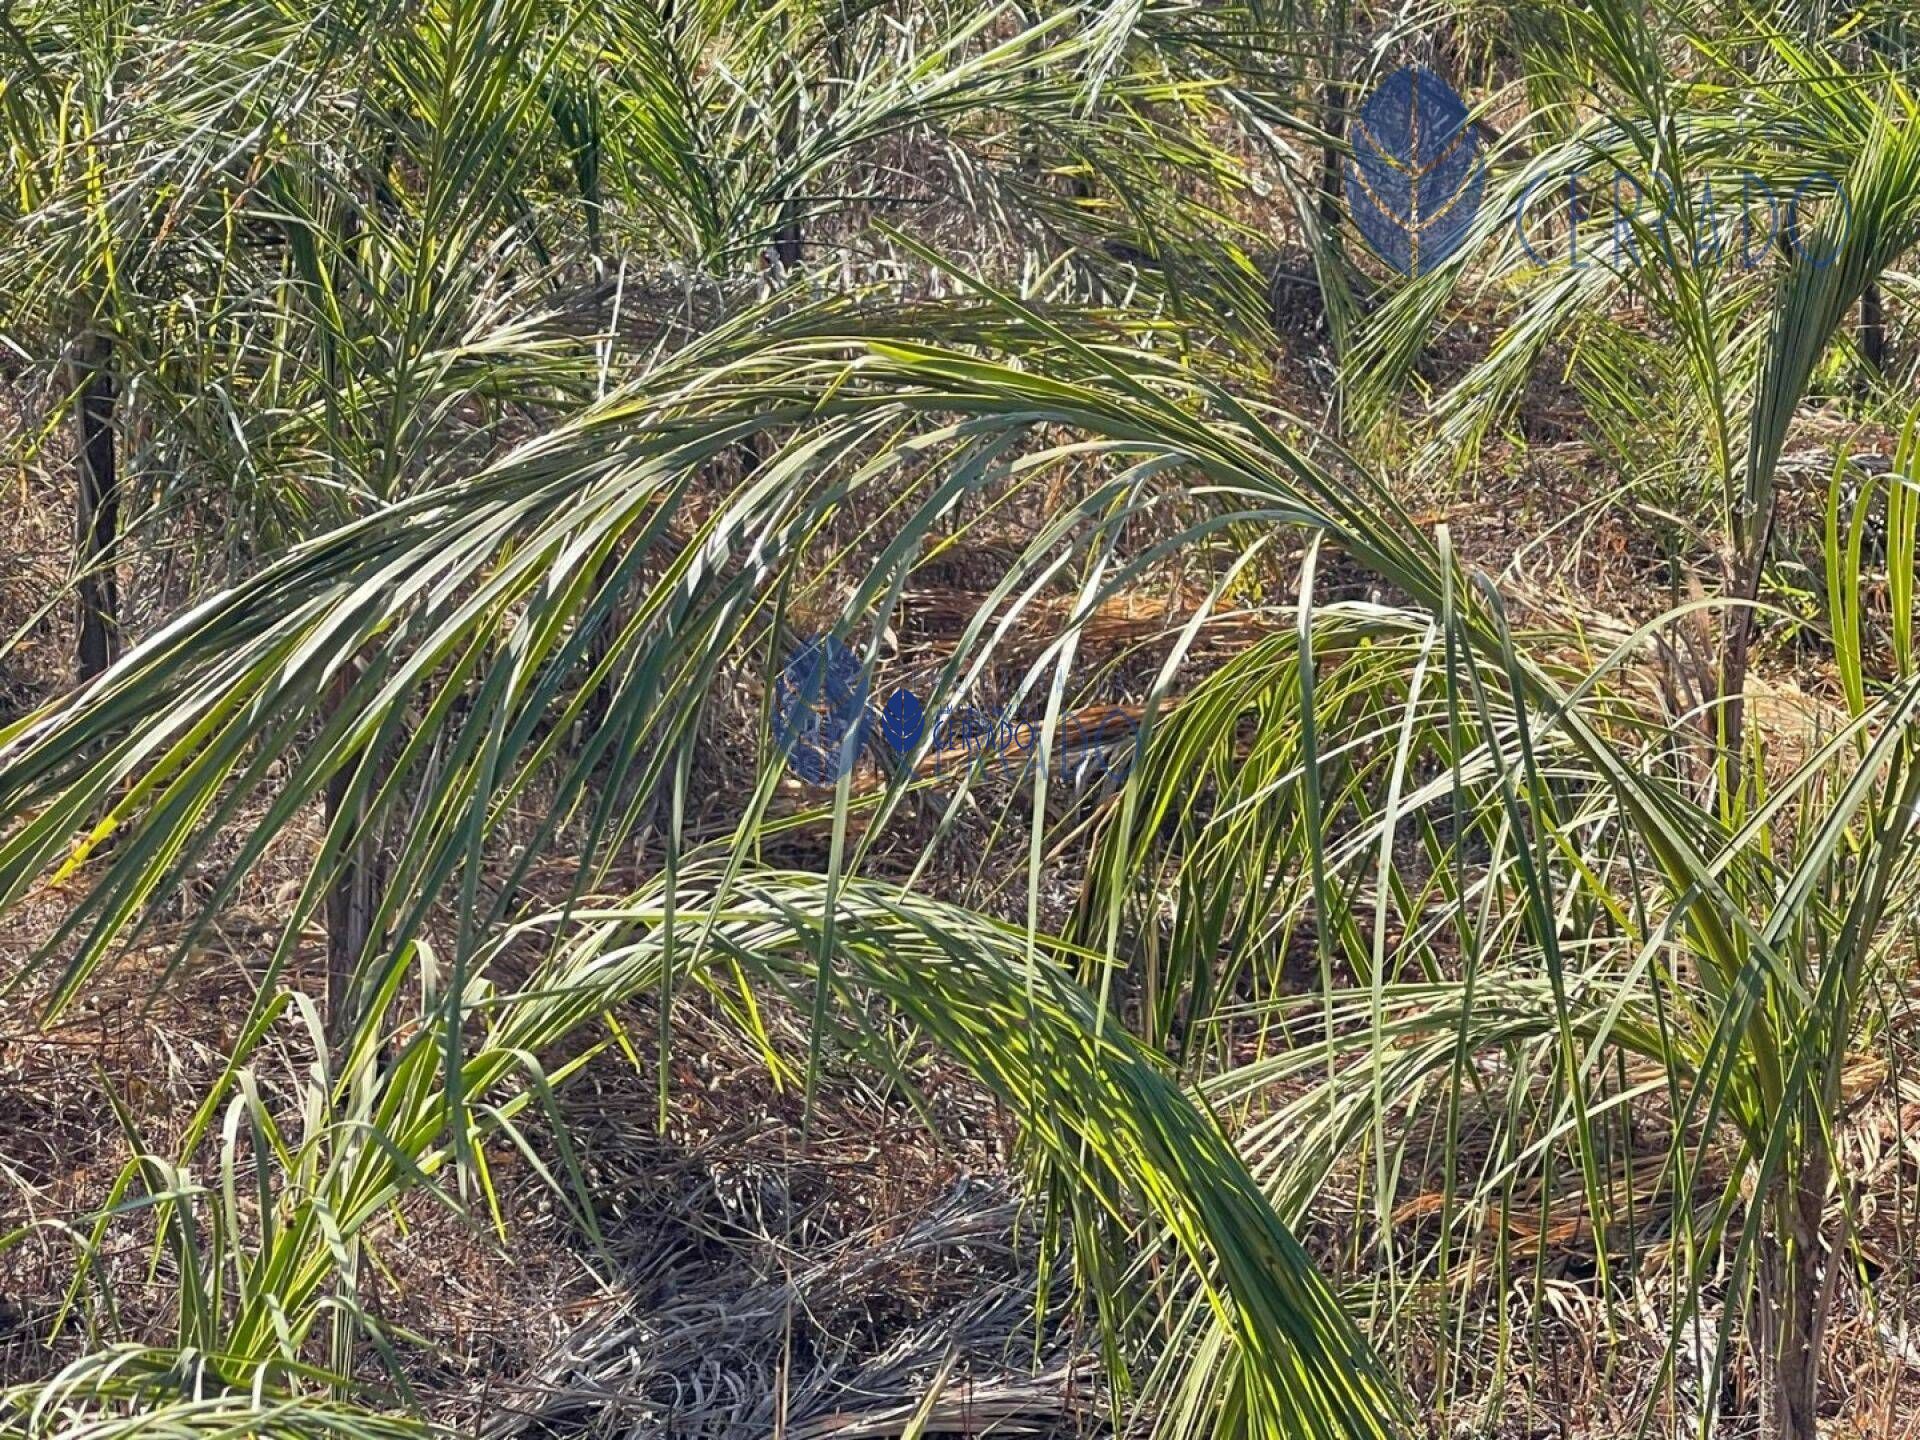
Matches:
[1345,65,1484,277]
[772,633,873,785]
[880,689,925,752]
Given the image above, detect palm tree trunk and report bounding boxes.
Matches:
[70,333,120,681]
[323,666,379,1051]
[1714,482,1780,765]
[774,123,802,268]
[1317,2,1348,243]
[1854,24,1889,398]
[770,8,803,271]
[1312,0,1351,409]
[1760,1142,1828,1440]
[1859,283,1886,392]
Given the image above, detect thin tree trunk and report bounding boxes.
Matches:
[1858,15,1889,396]
[1714,486,1778,765]
[70,333,120,681]
[1316,3,1348,243]
[579,189,620,736]
[1760,1146,1828,1440]
[1311,0,1350,405]
[323,673,378,1396]
[324,666,380,1052]
[773,19,803,272]
[1716,577,1756,763]
[1859,283,1886,392]
[774,155,802,268]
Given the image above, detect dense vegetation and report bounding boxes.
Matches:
[3,0,1919,1436]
